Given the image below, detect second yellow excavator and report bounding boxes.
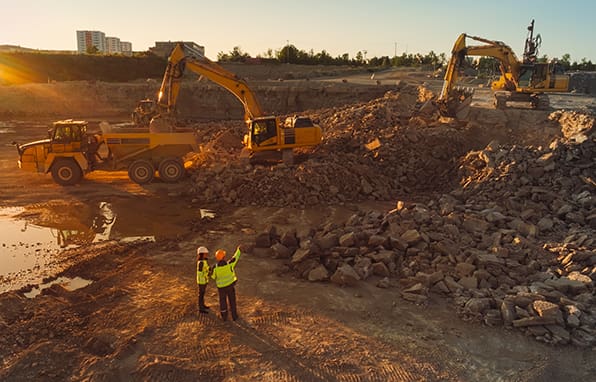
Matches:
[149,43,322,163]
[438,20,569,118]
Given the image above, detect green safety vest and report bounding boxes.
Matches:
[196,259,210,285]
[212,248,241,288]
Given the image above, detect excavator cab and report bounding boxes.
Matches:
[132,99,158,126]
[249,117,278,147]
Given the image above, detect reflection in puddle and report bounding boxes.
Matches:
[24,276,93,298]
[0,207,60,277]
[0,203,156,291]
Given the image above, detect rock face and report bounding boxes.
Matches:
[245,100,595,347]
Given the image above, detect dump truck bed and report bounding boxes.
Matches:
[100,131,199,165]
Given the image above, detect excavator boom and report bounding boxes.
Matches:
[156,44,264,120]
[438,33,521,118]
[150,42,322,157]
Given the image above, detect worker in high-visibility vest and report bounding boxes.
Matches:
[211,246,242,321]
[196,246,211,314]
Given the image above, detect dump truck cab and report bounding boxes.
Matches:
[16,120,93,185]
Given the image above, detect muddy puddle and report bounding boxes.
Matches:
[24,276,93,298]
[0,199,194,293]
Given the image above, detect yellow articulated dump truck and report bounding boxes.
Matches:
[14,119,199,185]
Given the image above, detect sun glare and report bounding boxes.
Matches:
[0,57,39,84]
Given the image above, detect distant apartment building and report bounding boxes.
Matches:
[150,41,205,58]
[76,30,132,55]
[105,37,121,54]
[119,41,132,56]
[76,30,106,54]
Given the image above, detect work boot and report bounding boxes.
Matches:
[221,312,228,321]
[199,308,209,314]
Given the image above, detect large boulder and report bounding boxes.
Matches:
[330,264,360,286]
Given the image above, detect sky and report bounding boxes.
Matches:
[1,0,595,62]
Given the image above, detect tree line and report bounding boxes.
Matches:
[217,44,595,72]
[217,44,447,68]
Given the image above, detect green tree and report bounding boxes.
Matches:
[86,45,99,55]
[559,53,571,71]
[354,51,364,65]
[217,46,250,62]
[278,44,298,64]
[476,57,499,77]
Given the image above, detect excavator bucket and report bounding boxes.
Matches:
[438,87,474,119]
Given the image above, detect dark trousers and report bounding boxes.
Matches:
[198,283,208,310]
[217,284,237,321]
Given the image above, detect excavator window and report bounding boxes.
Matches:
[531,64,547,85]
[293,117,314,128]
[519,66,532,87]
[252,119,277,146]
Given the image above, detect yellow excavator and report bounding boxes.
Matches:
[438,20,569,118]
[149,43,322,163]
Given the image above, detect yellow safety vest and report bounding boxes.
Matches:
[196,259,210,285]
[212,248,241,288]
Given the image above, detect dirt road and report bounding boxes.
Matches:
[1,118,595,381]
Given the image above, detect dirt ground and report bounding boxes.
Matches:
[1,73,595,381]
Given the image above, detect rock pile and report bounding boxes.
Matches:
[569,71,596,95]
[188,83,489,206]
[247,110,595,346]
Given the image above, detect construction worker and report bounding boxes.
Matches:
[211,246,242,321]
[196,246,211,314]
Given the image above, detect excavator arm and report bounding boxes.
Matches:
[438,34,522,118]
[151,42,322,156]
[156,43,264,121]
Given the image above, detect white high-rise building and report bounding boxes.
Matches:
[76,30,106,53]
[76,31,132,55]
[105,36,121,54]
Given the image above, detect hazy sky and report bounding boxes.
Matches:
[1,0,594,62]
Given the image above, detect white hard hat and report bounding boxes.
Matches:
[197,246,209,255]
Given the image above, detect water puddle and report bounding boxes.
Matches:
[24,276,93,298]
[0,207,63,277]
[0,202,162,293]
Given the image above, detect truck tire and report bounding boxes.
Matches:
[158,158,185,183]
[51,158,83,186]
[128,159,155,184]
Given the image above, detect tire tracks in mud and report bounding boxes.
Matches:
[181,307,452,381]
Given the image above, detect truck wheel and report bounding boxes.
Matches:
[158,158,185,183]
[51,158,83,186]
[128,159,155,184]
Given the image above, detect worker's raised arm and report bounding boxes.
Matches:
[229,246,242,268]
